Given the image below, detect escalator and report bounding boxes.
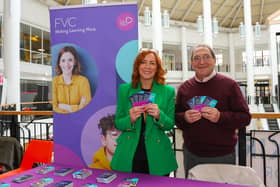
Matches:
[263,104,279,130]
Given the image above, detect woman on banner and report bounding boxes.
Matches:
[53,46,91,113]
[111,49,178,176]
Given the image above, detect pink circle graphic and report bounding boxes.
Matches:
[116,12,135,31]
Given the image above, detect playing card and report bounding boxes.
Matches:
[137,93,144,102]
[194,96,202,106]
[203,96,218,107]
[187,98,195,109]
[143,92,151,102]
[148,93,156,103]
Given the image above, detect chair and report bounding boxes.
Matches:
[0,137,23,173]
[188,164,265,187]
[0,139,53,179]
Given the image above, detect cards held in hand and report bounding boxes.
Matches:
[96,172,117,183]
[72,168,92,179]
[187,96,217,111]
[129,91,156,107]
[118,178,139,187]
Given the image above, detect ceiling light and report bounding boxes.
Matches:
[196,15,203,33]
[162,10,170,28]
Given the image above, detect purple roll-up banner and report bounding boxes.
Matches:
[50,3,138,168]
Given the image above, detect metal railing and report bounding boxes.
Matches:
[0,111,279,186]
[0,111,52,150]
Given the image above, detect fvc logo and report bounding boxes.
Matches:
[116,13,135,31]
[54,17,77,28]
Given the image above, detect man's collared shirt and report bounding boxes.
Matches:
[195,70,216,83]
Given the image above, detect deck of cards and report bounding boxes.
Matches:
[129,91,155,107]
[96,172,117,183]
[187,96,218,111]
[52,180,73,187]
[0,183,10,187]
[118,178,139,187]
[36,166,55,174]
[54,168,74,177]
[72,169,92,179]
[30,177,54,187]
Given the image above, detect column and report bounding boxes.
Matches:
[138,22,142,50]
[152,0,162,58]
[269,25,279,100]
[202,0,213,47]
[181,27,188,81]
[3,0,21,110]
[243,0,255,105]
[229,33,236,79]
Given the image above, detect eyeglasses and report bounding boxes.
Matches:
[192,54,213,62]
[139,48,159,54]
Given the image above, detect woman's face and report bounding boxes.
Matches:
[59,52,75,75]
[139,53,157,81]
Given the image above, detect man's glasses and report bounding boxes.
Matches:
[192,54,213,62]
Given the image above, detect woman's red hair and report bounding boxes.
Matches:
[131,50,166,88]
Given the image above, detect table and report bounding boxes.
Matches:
[1,163,251,187]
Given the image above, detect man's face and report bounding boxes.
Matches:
[101,129,121,157]
[191,47,216,81]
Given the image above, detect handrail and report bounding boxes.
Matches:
[251,113,280,119]
[0,111,279,118]
[0,111,52,115]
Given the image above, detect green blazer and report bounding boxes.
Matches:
[111,82,178,175]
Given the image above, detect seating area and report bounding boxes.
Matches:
[188,164,265,187]
[0,137,23,174]
[0,139,53,180]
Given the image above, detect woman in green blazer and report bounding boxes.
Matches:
[111,49,178,176]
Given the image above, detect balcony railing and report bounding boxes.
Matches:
[0,111,279,186]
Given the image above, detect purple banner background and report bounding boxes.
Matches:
[50,3,138,167]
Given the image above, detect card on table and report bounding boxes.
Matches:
[82,183,98,187]
[12,174,34,183]
[30,177,54,187]
[52,180,73,187]
[36,165,55,174]
[72,168,92,179]
[118,178,139,187]
[54,168,74,176]
[96,172,117,183]
[0,183,10,187]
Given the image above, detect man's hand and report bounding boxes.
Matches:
[201,107,220,123]
[184,109,202,123]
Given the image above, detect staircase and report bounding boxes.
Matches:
[263,104,279,130]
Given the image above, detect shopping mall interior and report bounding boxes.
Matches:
[0,0,280,186]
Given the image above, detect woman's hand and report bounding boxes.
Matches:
[129,105,145,123]
[184,109,202,123]
[58,103,72,112]
[79,96,87,105]
[145,103,160,120]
